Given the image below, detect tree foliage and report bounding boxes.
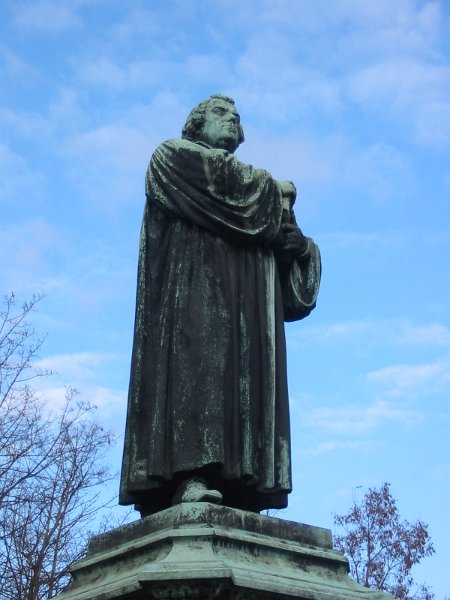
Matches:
[0,294,115,600]
[333,483,435,600]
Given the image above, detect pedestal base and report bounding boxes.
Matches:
[58,503,393,600]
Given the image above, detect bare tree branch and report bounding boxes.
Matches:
[0,295,119,600]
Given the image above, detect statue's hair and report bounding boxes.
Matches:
[181,94,245,147]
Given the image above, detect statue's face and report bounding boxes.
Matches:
[199,99,241,152]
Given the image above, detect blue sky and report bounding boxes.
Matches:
[1,1,449,597]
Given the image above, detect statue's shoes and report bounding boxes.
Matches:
[182,487,223,504]
[173,477,223,505]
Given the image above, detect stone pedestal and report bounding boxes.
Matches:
[58,503,393,600]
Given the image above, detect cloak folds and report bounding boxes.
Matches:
[119,139,321,514]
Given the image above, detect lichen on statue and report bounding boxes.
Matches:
[119,94,321,516]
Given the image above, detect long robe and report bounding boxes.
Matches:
[119,139,321,514]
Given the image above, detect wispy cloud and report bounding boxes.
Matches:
[0,87,85,148]
[0,145,45,203]
[317,230,405,250]
[240,133,412,208]
[335,1,441,59]
[34,382,125,424]
[75,58,174,89]
[12,0,81,32]
[36,352,121,382]
[110,9,160,41]
[75,51,234,92]
[0,46,39,80]
[367,356,450,397]
[295,318,450,348]
[58,93,189,211]
[0,217,136,324]
[228,0,449,146]
[347,57,450,145]
[1,107,51,140]
[302,440,367,456]
[33,352,127,421]
[0,218,68,294]
[257,0,441,59]
[303,399,421,435]
[62,124,150,210]
[396,323,450,346]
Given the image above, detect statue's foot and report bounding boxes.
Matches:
[173,477,222,505]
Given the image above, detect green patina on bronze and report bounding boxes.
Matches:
[119,94,321,516]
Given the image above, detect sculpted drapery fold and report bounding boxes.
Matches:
[120,136,321,514]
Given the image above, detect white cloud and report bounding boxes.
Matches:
[58,92,190,211]
[415,99,450,145]
[232,0,448,146]
[396,323,450,346]
[302,440,366,455]
[334,1,442,60]
[302,137,414,201]
[35,352,120,382]
[62,124,150,209]
[317,230,406,250]
[75,52,234,92]
[75,58,144,89]
[185,54,233,85]
[0,46,39,80]
[304,399,421,435]
[65,124,147,168]
[347,57,450,145]
[238,132,334,185]
[0,218,135,320]
[232,34,342,124]
[0,218,67,293]
[257,0,442,59]
[48,87,85,132]
[303,318,450,348]
[33,352,127,422]
[12,0,81,32]
[367,356,450,397]
[0,144,45,203]
[110,9,160,41]
[444,171,450,188]
[124,92,187,139]
[0,106,51,140]
[347,58,449,108]
[238,132,412,209]
[33,381,125,426]
[0,87,85,148]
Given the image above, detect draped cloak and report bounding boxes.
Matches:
[119,139,321,514]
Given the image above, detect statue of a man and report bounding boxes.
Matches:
[119,94,321,516]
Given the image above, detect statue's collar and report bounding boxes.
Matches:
[193,140,233,154]
[194,140,213,149]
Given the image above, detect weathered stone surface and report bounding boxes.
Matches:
[119,94,322,515]
[58,504,393,600]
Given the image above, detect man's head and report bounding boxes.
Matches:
[182,94,245,153]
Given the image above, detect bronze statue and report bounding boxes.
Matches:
[119,94,321,516]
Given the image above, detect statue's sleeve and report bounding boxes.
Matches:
[281,238,322,322]
[146,139,283,244]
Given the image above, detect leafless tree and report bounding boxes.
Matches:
[0,293,49,507]
[334,483,435,600]
[0,295,116,600]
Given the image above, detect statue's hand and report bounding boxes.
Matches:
[273,223,309,262]
[279,223,309,256]
[279,180,297,202]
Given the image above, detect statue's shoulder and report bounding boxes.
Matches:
[154,138,207,155]
[151,138,210,165]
